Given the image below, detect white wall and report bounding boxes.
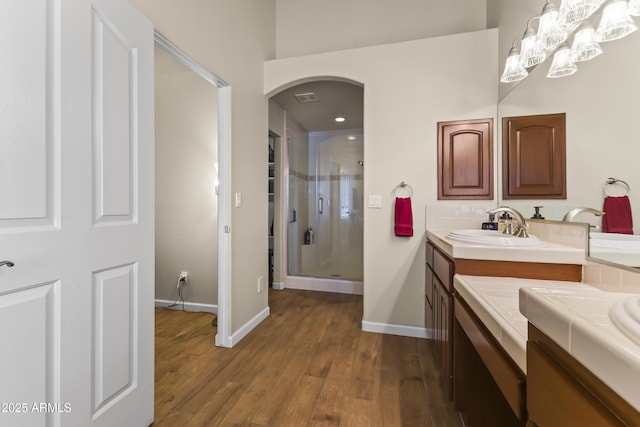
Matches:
[275,0,488,58]
[265,29,498,328]
[129,0,275,333]
[155,58,218,305]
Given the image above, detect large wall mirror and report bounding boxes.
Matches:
[497,25,640,269]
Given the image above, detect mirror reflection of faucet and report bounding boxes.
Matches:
[562,207,604,228]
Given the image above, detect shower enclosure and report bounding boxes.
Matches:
[288,129,363,282]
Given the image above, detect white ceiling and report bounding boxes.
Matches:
[270,80,364,132]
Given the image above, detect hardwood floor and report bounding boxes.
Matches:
[153,289,463,427]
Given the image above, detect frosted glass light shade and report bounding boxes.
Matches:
[520,33,546,67]
[627,0,640,16]
[547,45,578,78]
[501,49,528,83]
[570,26,603,61]
[537,2,568,49]
[559,0,604,26]
[595,0,638,42]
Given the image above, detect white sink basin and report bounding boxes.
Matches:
[589,232,640,267]
[590,232,640,250]
[446,229,542,247]
[610,295,640,346]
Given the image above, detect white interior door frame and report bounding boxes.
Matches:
[154,32,232,347]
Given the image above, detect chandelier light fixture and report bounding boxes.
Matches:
[559,0,603,26]
[570,25,603,61]
[595,0,638,41]
[500,0,639,83]
[547,43,579,77]
[537,1,569,48]
[520,18,547,67]
[500,39,529,82]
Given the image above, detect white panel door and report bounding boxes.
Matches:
[0,1,154,426]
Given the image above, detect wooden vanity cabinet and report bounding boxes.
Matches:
[527,325,640,427]
[425,241,454,401]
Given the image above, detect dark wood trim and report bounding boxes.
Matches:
[454,258,582,282]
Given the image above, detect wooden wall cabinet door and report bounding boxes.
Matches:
[502,113,566,199]
[438,118,493,200]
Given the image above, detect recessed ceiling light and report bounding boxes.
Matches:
[334,116,346,123]
[347,135,356,141]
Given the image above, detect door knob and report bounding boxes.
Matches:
[0,261,15,268]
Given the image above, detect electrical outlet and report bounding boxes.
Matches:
[257,276,264,293]
[179,271,189,283]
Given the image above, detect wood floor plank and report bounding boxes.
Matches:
[153,289,463,426]
[339,396,372,427]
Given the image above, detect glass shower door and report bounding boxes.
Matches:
[288,129,363,281]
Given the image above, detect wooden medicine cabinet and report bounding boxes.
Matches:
[502,113,566,200]
[437,118,494,200]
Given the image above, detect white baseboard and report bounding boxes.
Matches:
[362,320,430,339]
[227,306,270,347]
[272,282,286,290]
[285,276,363,295]
[155,299,218,314]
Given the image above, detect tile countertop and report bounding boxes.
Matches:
[427,229,585,265]
[520,286,640,411]
[453,275,598,374]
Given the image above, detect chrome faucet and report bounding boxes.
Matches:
[562,207,604,223]
[487,206,529,238]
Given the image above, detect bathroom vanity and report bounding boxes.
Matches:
[426,226,640,426]
[426,228,584,403]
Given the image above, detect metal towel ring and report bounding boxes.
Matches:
[603,177,630,196]
[393,181,413,198]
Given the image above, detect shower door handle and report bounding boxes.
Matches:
[318,198,323,214]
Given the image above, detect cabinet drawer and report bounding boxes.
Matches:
[528,341,625,427]
[433,249,453,292]
[426,241,434,267]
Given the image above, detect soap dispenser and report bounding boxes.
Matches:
[482,213,498,230]
[531,206,545,219]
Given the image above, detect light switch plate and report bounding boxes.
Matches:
[235,192,242,207]
[368,194,382,209]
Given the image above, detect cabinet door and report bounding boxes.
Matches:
[440,285,454,401]
[437,118,493,200]
[432,277,442,363]
[502,113,566,199]
[425,267,435,332]
[528,341,625,427]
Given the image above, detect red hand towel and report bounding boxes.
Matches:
[394,197,413,237]
[602,195,633,234]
